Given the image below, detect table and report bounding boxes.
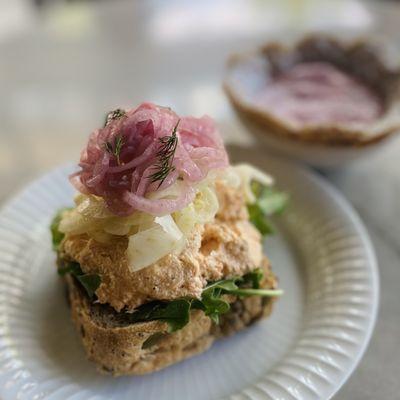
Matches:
[1,0,399,398]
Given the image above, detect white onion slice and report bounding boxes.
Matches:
[233,164,274,203]
[127,215,184,271]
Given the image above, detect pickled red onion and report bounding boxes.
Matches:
[70,102,228,216]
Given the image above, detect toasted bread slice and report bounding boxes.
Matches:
[65,258,277,376]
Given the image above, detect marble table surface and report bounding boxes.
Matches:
[1,0,399,398]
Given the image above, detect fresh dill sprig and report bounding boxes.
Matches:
[149,120,180,188]
[104,135,124,165]
[104,108,126,127]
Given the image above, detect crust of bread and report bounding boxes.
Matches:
[66,258,277,376]
[224,35,400,147]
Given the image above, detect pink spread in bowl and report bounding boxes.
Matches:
[255,61,383,128]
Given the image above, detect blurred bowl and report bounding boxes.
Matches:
[224,34,400,168]
[234,114,395,167]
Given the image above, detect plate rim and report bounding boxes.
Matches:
[303,164,379,399]
[228,148,379,400]
[0,155,379,400]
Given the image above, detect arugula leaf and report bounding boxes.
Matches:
[129,299,191,333]
[257,187,288,216]
[142,332,168,349]
[200,288,230,324]
[128,301,163,321]
[127,271,283,332]
[241,268,264,289]
[153,300,191,332]
[57,261,101,300]
[226,288,284,297]
[51,209,101,299]
[198,279,240,323]
[50,208,71,250]
[248,203,274,236]
[248,181,288,237]
[202,279,239,292]
[199,271,283,321]
[77,274,102,299]
[57,260,82,276]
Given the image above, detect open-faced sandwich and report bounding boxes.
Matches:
[50,102,287,376]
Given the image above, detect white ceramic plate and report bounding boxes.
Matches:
[0,149,378,400]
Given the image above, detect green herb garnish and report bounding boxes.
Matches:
[241,267,263,289]
[128,268,282,332]
[142,332,169,349]
[50,208,71,251]
[193,280,233,324]
[248,181,288,237]
[58,260,101,300]
[77,274,102,299]
[104,108,126,127]
[129,299,191,333]
[104,135,124,165]
[149,120,179,188]
[51,210,101,299]
[57,260,82,276]
[248,203,274,236]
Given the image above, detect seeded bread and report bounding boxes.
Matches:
[65,258,277,376]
